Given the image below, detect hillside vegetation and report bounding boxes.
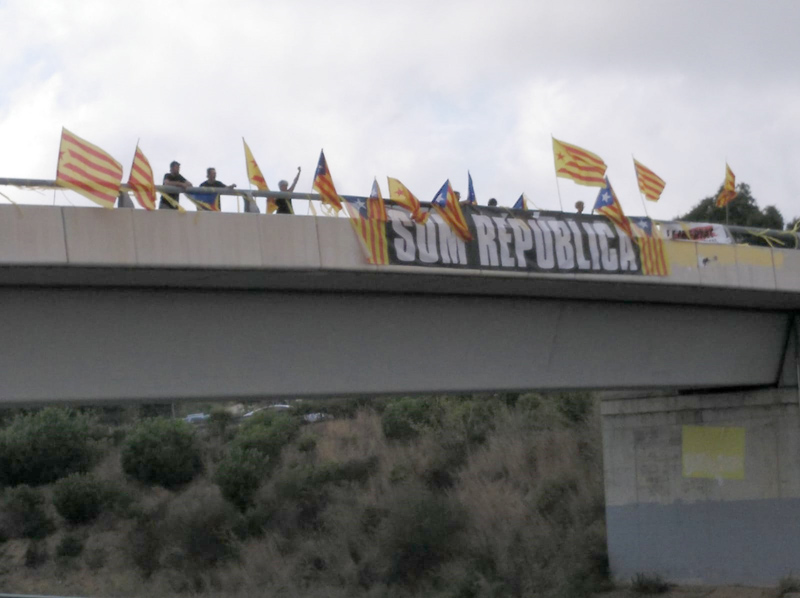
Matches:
[0,394,609,597]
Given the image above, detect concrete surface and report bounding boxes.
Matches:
[602,389,800,586]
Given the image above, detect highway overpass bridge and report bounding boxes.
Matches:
[1,202,800,587]
[0,203,798,404]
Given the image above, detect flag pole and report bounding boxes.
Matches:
[551,135,565,212]
[632,155,650,218]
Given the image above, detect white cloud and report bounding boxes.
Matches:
[0,0,798,220]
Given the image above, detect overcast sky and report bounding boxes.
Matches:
[0,0,798,222]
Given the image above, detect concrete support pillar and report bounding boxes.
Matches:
[601,389,800,586]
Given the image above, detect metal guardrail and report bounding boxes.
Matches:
[1,177,798,250]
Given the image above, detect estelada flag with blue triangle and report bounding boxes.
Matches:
[431,179,472,242]
[593,177,633,239]
[466,171,477,204]
[313,150,343,212]
[629,216,670,276]
[513,193,528,210]
[341,179,389,265]
[186,190,220,211]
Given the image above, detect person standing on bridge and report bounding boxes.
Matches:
[160,161,192,209]
[200,168,236,190]
[275,167,301,214]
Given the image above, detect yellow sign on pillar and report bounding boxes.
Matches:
[682,426,745,480]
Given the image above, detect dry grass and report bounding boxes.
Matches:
[0,395,610,598]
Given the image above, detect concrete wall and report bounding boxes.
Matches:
[602,389,800,586]
[0,288,790,403]
[1,205,800,311]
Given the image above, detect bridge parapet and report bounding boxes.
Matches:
[0,204,799,309]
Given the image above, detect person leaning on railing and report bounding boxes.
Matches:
[160,160,192,209]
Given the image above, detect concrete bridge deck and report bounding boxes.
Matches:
[0,205,797,403]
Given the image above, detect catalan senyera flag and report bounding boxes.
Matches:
[466,171,477,204]
[629,216,670,276]
[715,163,737,208]
[55,128,123,208]
[243,139,273,213]
[313,150,342,212]
[126,145,156,210]
[593,178,633,239]
[431,180,472,242]
[552,137,607,187]
[342,179,389,264]
[633,158,666,202]
[387,177,428,224]
[513,193,528,210]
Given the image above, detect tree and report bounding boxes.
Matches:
[677,182,784,230]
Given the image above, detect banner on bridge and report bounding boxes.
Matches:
[385,206,667,276]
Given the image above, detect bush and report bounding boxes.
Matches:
[53,473,106,524]
[128,512,165,577]
[24,540,48,568]
[1,485,54,539]
[0,408,96,486]
[233,412,300,463]
[166,485,240,572]
[381,397,437,441]
[556,392,594,425]
[382,485,467,584]
[296,434,317,453]
[215,448,268,511]
[121,418,203,489]
[209,408,233,437]
[56,533,84,558]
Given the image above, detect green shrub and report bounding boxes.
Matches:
[535,476,579,527]
[296,434,317,453]
[556,392,594,424]
[121,418,203,489]
[272,464,331,532]
[53,473,106,524]
[209,408,233,436]
[0,408,96,486]
[233,412,300,463]
[1,485,54,539]
[166,485,240,572]
[215,448,268,511]
[381,397,437,441]
[440,397,499,446]
[128,513,164,577]
[56,533,84,558]
[382,485,467,584]
[24,540,48,568]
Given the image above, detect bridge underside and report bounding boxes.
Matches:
[1,285,794,404]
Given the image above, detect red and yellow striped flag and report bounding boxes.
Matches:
[715,163,737,208]
[343,179,389,265]
[55,128,123,208]
[313,150,343,212]
[387,177,428,224]
[633,158,666,202]
[629,217,670,276]
[552,137,607,187]
[127,145,156,210]
[243,139,274,213]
